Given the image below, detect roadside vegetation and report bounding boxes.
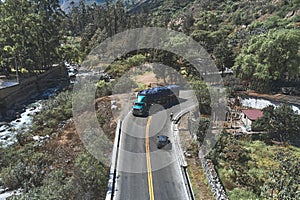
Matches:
[0,91,111,199]
[209,131,300,199]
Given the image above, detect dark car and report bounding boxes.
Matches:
[157,135,170,149]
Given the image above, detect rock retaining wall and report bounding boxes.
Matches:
[199,152,228,200]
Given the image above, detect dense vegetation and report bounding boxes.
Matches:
[1,0,299,92]
[0,0,299,199]
[0,0,63,73]
[0,91,109,199]
[60,0,300,93]
[0,0,82,78]
[209,132,300,200]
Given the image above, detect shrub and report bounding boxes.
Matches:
[11,170,73,200]
[229,188,260,200]
[71,151,108,199]
[96,80,112,97]
[2,162,28,190]
[126,54,147,67]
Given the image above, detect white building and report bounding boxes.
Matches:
[241,109,263,131]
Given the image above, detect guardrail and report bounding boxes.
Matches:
[106,106,196,200]
[172,106,197,200]
[105,120,122,200]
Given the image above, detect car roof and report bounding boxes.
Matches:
[158,135,168,141]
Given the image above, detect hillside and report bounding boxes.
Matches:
[59,0,144,12]
[0,0,299,199]
[73,0,299,94]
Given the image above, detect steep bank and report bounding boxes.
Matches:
[0,91,116,199]
[0,66,69,121]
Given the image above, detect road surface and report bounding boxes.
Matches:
[115,90,195,200]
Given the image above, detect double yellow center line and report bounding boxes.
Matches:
[146,116,154,200]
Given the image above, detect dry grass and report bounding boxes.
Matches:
[178,114,214,200]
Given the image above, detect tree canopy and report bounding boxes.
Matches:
[0,0,64,74]
[233,29,300,91]
[252,104,300,143]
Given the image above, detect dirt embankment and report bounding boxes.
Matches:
[42,119,84,173]
[0,66,68,120]
[39,96,117,174]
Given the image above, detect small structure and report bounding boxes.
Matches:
[241,109,263,131]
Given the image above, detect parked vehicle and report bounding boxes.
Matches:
[132,85,180,116]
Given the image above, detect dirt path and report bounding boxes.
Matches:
[134,71,164,88]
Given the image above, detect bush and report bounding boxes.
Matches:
[1,151,52,191]
[126,54,147,67]
[229,188,260,200]
[96,80,112,97]
[30,91,73,136]
[71,151,108,199]
[2,162,28,190]
[11,170,73,200]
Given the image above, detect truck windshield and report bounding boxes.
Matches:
[134,102,144,106]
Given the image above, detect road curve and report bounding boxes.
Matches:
[114,90,195,200]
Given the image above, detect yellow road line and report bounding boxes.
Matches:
[146,116,154,200]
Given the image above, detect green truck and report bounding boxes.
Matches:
[132,85,180,116]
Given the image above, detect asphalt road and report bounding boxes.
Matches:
[115,90,195,200]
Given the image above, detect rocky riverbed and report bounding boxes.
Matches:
[0,87,61,147]
[241,97,300,113]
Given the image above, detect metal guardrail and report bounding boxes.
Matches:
[172,106,197,200]
[106,106,196,200]
[105,120,122,200]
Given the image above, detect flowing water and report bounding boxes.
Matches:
[241,97,300,114]
[0,88,60,147]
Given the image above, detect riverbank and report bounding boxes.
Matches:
[0,91,115,199]
[0,66,69,120]
[0,87,65,147]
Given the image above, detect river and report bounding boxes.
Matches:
[241,97,300,114]
[0,88,60,147]
[1,88,299,147]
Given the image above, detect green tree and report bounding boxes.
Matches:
[222,142,251,186]
[233,29,300,92]
[195,118,210,144]
[0,0,33,73]
[213,40,235,72]
[0,0,64,73]
[31,0,64,69]
[59,36,83,63]
[189,78,211,114]
[261,150,300,200]
[252,105,300,143]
